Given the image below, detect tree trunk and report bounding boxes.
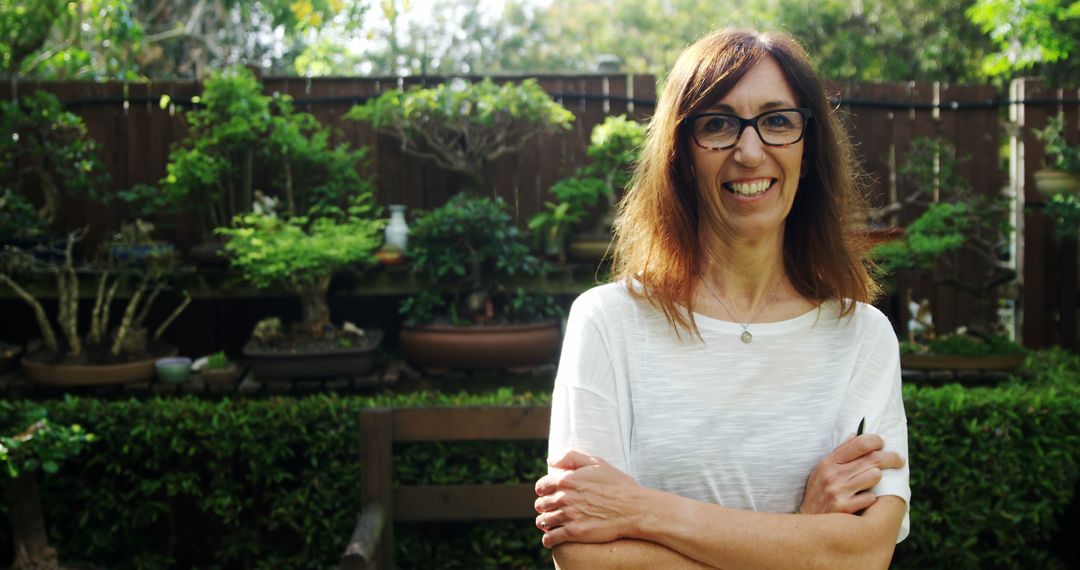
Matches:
[3,473,59,570]
[295,276,331,336]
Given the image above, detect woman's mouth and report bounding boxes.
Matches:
[722,178,776,197]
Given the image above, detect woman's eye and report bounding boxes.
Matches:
[762,113,794,129]
[702,116,737,132]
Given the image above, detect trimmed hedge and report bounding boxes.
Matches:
[0,352,1078,569]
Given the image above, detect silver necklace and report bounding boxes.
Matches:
[699,276,782,344]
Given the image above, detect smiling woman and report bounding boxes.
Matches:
[535,29,911,570]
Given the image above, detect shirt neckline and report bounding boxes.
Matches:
[691,300,838,335]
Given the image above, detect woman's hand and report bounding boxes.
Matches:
[534,450,645,548]
[799,433,906,515]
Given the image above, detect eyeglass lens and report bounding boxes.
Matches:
[692,110,807,149]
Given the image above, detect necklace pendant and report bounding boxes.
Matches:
[740,330,753,344]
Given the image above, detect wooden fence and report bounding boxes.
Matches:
[4,74,1079,349]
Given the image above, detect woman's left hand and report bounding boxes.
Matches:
[534,450,644,548]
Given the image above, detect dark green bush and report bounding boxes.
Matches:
[0,361,1077,569]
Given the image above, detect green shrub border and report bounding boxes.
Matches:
[0,352,1078,569]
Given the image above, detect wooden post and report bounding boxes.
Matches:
[360,409,394,569]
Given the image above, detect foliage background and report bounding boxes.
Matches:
[0,0,1070,83]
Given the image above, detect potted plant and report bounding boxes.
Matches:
[1033,113,1080,196]
[530,115,645,262]
[399,194,562,370]
[345,79,572,370]
[1,405,94,570]
[216,196,384,380]
[0,229,191,386]
[192,350,244,387]
[871,138,1024,370]
[160,67,271,251]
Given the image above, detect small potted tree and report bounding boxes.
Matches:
[399,194,562,371]
[1,405,94,570]
[345,77,574,191]
[217,195,384,380]
[1033,113,1080,196]
[530,115,645,262]
[2,229,192,385]
[160,67,271,252]
[871,138,1024,372]
[346,79,572,371]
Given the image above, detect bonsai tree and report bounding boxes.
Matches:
[161,67,271,242]
[216,196,383,341]
[0,90,108,236]
[264,93,371,218]
[345,78,574,190]
[402,193,558,326]
[0,229,191,363]
[871,137,1016,343]
[1,404,94,570]
[529,115,645,256]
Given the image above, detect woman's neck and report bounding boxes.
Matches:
[699,227,787,306]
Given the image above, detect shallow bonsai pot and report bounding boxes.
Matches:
[243,328,384,380]
[1034,169,1080,196]
[22,343,178,386]
[198,362,244,386]
[900,353,1025,371]
[156,356,192,384]
[400,320,561,370]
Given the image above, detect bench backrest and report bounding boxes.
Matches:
[359,406,552,568]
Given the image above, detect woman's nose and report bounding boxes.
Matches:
[733,126,766,168]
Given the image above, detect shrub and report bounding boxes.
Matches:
[0,367,1077,569]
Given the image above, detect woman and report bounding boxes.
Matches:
[534,29,910,569]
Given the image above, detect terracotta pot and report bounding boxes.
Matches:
[401,320,561,370]
[1034,169,1080,196]
[243,328,384,380]
[22,344,178,386]
[900,353,1025,371]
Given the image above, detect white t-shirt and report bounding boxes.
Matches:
[548,281,911,543]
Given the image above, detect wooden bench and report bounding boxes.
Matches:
[339,405,552,570]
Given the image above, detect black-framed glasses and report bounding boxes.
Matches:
[687,108,812,150]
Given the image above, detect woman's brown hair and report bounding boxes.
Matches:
[611,28,879,338]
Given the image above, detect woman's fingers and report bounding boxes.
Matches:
[549,449,603,470]
[535,490,564,513]
[848,466,884,491]
[831,434,885,464]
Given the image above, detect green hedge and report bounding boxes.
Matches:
[0,352,1078,569]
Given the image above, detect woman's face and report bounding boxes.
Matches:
[689,56,805,243]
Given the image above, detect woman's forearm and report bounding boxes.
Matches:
[553,539,718,570]
[636,492,905,570]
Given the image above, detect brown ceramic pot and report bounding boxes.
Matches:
[400,320,561,370]
[22,343,178,386]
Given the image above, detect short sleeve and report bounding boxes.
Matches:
[547,292,629,474]
[838,307,912,543]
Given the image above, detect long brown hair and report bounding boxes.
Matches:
[611,28,879,337]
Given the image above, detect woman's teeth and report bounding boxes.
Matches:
[724,179,773,196]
